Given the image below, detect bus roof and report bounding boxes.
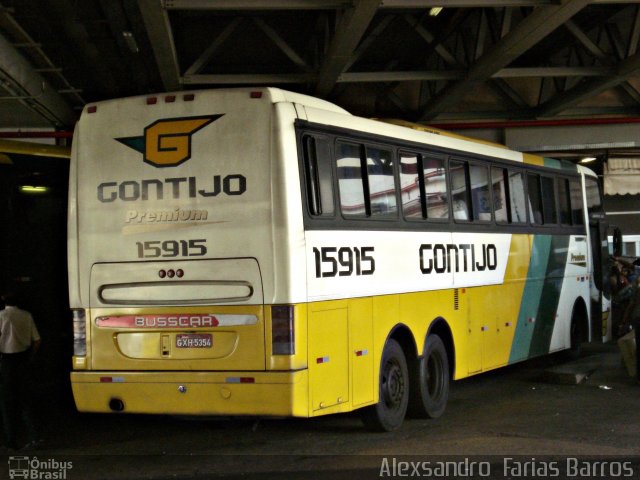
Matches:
[83,87,351,116]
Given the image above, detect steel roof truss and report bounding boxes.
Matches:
[139,0,181,91]
[315,0,379,97]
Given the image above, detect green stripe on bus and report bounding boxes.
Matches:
[544,157,578,172]
[509,235,552,363]
[543,157,562,170]
[528,235,570,357]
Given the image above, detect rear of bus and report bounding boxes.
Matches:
[68,88,317,416]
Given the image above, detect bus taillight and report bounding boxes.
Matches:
[72,309,87,356]
[271,305,295,355]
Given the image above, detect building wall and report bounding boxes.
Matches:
[605,195,640,255]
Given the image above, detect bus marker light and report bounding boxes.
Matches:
[167,269,176,278]
[184,94,195,101]
[72,309,87,356]
[355,349,368,356]
[176,269,184,278]
[316,356,330,364]
[272,305,295,355]
[250,91,263,98]
[165,95,176,103]
[100,377,125,383]
[226,377,255,384]
[159,269,167,278]
[146,96,157,105]
[87,105,97,113]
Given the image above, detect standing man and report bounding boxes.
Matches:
[623,278,640,384]
[0,291,41,450]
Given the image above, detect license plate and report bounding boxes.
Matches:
[176,334,213,348]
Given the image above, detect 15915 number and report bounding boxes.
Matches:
[136,239,207,258]
[313,246,375,278]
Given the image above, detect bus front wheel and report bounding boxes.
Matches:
[408,334,449,419]
[361,338,409,432]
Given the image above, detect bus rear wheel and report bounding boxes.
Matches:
[566,307,584,360]
[361,338,409,432]
[408,334,449,419]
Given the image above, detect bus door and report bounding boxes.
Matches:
[589,215,610,341]
[585,175,609,342]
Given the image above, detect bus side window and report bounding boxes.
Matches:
[569,179,584,225]
[400,152,449,220]
[527,174,543,225]
[508,170,527,224]
[400,152,424,219]
[585,176,603,212]
[541,176,558,224]
[336,142,367,217]
[450,160,469,221]
[303,135,334,216]
[423,154,449,220]
[366,146,397,217]
[469,163,491,222]
[557,178,572,225]
[491,167,508,223]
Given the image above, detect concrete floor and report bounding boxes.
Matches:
[2,342,639,479]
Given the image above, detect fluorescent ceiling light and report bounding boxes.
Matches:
[580,157,597,164]
[122,31,139,53]
[20,185,49,194]
[429,7,443,17]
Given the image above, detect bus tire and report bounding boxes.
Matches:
[361,338,409,432]
[408,334,449,419]
[566,309,583,360]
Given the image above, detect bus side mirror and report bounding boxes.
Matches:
[612,227,623,257]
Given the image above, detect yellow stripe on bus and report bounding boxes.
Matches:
[523,152,545,166]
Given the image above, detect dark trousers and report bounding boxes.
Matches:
[0,350,37,448]
[636,327,640,381]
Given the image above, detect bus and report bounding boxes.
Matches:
[68,87,610,431]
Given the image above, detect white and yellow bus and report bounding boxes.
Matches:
[68,88,610,431]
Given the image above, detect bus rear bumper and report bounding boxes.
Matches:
[70,370,309,417]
